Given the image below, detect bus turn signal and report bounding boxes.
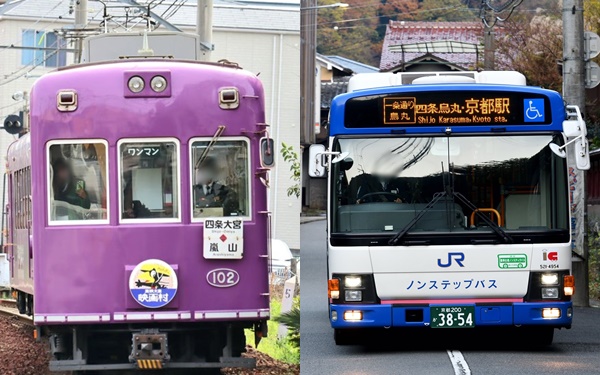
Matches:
[328,279,340,299]
[564,275,575,296]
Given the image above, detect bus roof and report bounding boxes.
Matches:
[347,71,527,92]
[329,83,566,136]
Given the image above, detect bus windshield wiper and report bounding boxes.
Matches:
[388,191,448,245]
[388,191,513,246]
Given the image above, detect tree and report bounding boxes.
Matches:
[495,12,562,91]
[281,142,301,198]
[585,0,600,35]
[416,0,477,22]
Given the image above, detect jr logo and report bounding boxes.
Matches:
[437,252,465,268]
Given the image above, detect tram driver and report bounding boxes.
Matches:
[194,157,239,216]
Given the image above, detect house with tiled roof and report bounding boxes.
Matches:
[379,21,485,72]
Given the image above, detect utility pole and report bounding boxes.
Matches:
[483,26,495,70]
[74,0,88,64]
[300,0,317,145]
[563,0,589,307]
[197,0,214,62]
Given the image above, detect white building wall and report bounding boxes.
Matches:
[211,30,300,250]
[0,17,300,250]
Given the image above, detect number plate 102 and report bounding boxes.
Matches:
[430,306,475,328]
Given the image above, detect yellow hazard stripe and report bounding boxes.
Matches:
[137,359,162,369]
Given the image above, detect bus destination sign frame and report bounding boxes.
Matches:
[344,91,552,128]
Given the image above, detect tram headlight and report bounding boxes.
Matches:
[128,76,145,93]
[150,75,168,93]
[344,276,362,288]
[540,273,559,285]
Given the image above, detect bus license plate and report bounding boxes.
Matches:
[430,306,475,328]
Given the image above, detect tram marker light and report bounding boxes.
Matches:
[219,88,240,109]
[56,90,78,112]
[328,278,340,299]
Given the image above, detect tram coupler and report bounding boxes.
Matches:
[129,329,170,369]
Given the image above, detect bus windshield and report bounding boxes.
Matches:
[331,134,568,243]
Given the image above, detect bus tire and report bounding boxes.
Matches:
[334,329,356,345]
[521,326,554,347]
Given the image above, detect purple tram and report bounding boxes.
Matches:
[5,59,274,372]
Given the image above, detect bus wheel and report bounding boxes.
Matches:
[334,329,357,345]
[522,327,554,347]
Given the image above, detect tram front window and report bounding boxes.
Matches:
[48,141,108,223]
[119,139,180,221]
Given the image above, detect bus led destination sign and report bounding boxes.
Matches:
[344,91,552,128]
[384,97,512,125]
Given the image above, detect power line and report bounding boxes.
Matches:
[309,5,469,28]
[0,49,60,87]
[0,0,69,55]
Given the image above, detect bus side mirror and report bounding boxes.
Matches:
[260,138,275,168]
[549,105,590,170]
[308,144,326,178]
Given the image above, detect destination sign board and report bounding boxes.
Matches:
[344,91,552,128]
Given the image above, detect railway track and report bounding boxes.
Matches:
[0,298,33,323]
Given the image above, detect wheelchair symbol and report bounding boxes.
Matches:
[525,100,543,120]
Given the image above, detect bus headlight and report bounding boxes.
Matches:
[541,287,559,299]
[344,276,362,288]
[345,290,362,302]
[541,273,559,285]
[343,310,363,321]
[542,308,561,319]
[128,76,145,93]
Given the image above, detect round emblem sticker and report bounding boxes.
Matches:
[129,259,178,308]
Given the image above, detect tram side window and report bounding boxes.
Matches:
[119,140,179,221]
[12,167,31,229]
[191,139,250,219]
[48,142,108,223]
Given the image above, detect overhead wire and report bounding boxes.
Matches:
[0,0,69,55]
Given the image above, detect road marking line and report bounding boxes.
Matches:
[447,350,471,375]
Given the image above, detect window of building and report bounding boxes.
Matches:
[47,141,109,225]
[190,138,250,220]
[21,29,67,68]
[119,139,180,222]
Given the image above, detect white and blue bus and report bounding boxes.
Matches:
[308,71,590,345]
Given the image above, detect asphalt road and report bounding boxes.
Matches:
[300,220,600,375]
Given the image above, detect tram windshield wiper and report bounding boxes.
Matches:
[195,125,226,168]
[388,191,513,246]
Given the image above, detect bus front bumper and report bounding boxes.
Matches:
[329,302,573,329]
